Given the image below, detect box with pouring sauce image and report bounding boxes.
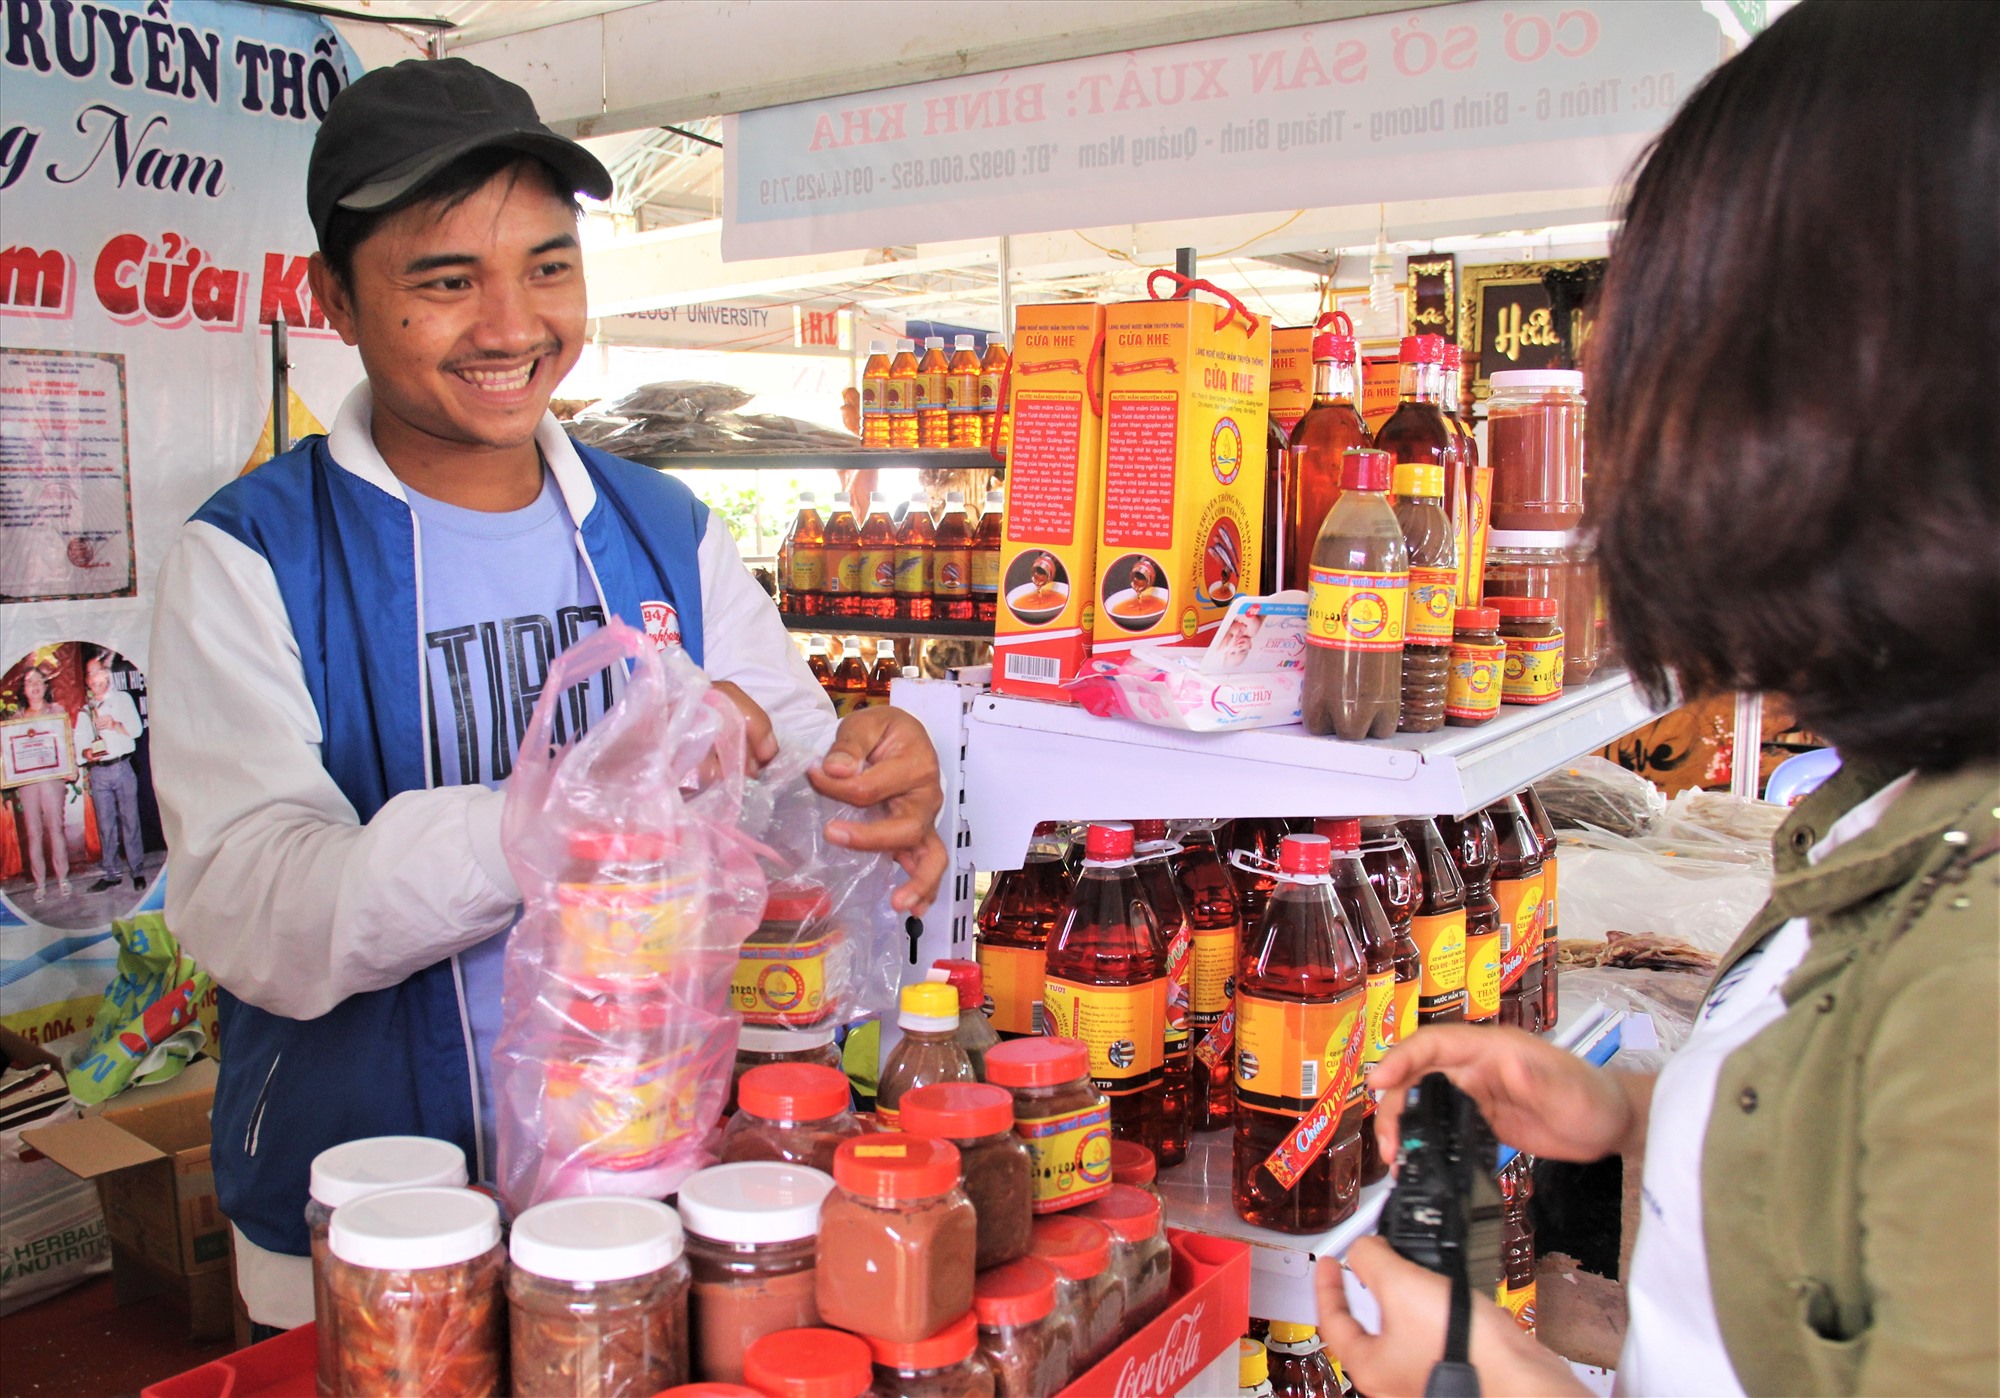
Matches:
[991,302,1109,703]
[1091,280,1272,655]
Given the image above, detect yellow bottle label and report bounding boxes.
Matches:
[832,549,863,595]
[731,932,835,1026]
[1412,910,1467,1001]
[886,379,911,415]
[1494,873,1545,990]
[893,547,931,595]
[545,1053,681,1170]
[1306,567,1408,651]
[1407,565,1459,644]
[787,547,824,592]
[977,943,1046,1036]
[1190,925,1238,1020]
[969,547,1002,595]
[934,548,971,598]
[919,370,945,409]
[856,548,895,596]
[1465,927,1501,1019]
[979,369,1004,411]
[875,1103,901,1131]
[1498,1280,1537,1333]
[1233,988,1361,1114]
[1042,976,1166,1093]
[556,876,700,980]
[1016,1098,1114,1212]
[1363,968,1396,1067]
[1392,976,1419,1045]
[1502,633,1565,702]
[1446,641,1505,719]
[1543,854,1558,934]
[949,371,978,411]
[862,380,884,414]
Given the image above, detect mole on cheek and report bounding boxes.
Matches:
[402,319,410,328]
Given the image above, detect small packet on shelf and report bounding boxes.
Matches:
[1065,592,1308,732]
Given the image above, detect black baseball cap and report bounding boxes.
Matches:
[308,58,613,246]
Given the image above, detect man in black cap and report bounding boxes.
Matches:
[148,59,945,1328]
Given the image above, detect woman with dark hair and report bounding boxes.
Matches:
[1313,3,1998,1394]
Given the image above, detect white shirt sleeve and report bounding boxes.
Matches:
[149,521,523,1022]
[694,511,838,759]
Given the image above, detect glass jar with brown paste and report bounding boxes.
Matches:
[1493,596,1565,705]
[1028,1214,1123,1374]
[974,1257,1073,1398]
[1107,1141,1160,1201]
[721,1063,865,1173]
[730,1024,843,1117]
[865,1312,997,1397]
[745,1327,875,1398]
[1074,1184,1172,1333]
[817,1135,978,1344]
[899,1082,1034,1269]
[984,1037,1113,1216]
[507,1195,691,1396]
[323,1186,505,1398]
[678,1161,834,1386]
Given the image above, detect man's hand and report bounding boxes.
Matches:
[808,706,947,915]
[711,681,779,775]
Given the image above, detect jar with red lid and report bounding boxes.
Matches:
[1445,608,1504,727]
[1075,1184,1172,1331]
[899,1083,1034,1268]
[745,1326,875,1398]
[1485,370,1585,532]
[556,829,696,984]
[658,1385,763,1397]
[730,1024,843,1116]
[734,884,845,1028]
[816,1136,978,1343]
[1491,597,1565,705]
[721,1063,865,1173]
[974,1257,1073,1398]
[984,1037,1113,1215]
[864,1312,996,1397]
[544,980,684,1197]
[1028,1214,1123,1372]
[1484,530,1599,684]
[1107,1140,1159,1199]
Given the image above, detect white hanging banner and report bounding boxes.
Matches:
[722,0,1723,260]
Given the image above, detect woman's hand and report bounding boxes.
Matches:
[808,706,947,915]
[1372,1025,1653,1167]
[1316,1239,1589,1398]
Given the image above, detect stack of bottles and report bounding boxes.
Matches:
[970,790,1559,1236]
[780,490,1002,625]
[1238,1321,1353,1396]
[805,635,901,717]
[861,334,1010,449]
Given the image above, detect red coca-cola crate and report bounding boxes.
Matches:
[141,1322,315,1397]
[1057,1228,1251,1397]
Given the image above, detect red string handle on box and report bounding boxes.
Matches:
[1145,268,1263,338]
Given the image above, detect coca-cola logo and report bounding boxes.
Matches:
[1113,1301,1207,1397]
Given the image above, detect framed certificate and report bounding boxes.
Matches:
[1,713,75,789]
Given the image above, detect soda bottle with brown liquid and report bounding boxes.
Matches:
[972,490,1004,622]
[917,336,951,448]
[782,491,826,616]
[866,639,899,709]
[979,335,1010,453]
[1437,809,1502,1025]
[1302,449,1409,740]
[1231,833,1366,1233]
[932,491,975,622]
[1264,1321,1344,1398]
[975,821,1073,1039]
[830,637,869,717]
[1170,822,1243,1131]
[856,492,898,620]
[1359,818,1423,1059]
[1498,1157,1538,1333]
[824,498,860,618]
[1229,817,1287,930]
[1132,819,1192,1167]
[1287,325,1371,594]
[894,490,936,621]
[1489,794,1548,1032]
[887,339,920,448]
[1393,463,1457,732]
[1318,818,1395,1186]
[1374,334,1457,522]
[861,340,892,448]
[1262,415,1290,596]
[1396,818,1467,1023]
[805,634,833,693]
[947,335,983,448]
[1044,822,1170,1158]
[1442,342,1487,603]
[1521,786,1561,1029]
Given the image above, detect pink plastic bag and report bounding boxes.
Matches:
[493,622,769,1213]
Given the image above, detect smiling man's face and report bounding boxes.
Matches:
[313,160,585,462]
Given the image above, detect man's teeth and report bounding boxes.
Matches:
[459,363,535,391]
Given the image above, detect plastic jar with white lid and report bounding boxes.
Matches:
[730,1023,843,1116]
[1486,370,1585,531]
[507,1195,690,1396]
[1074,1183,1172,1333]
[864,1312,996,1397]
[324,1185,505,1397]
[678,1161,835,1385]
[305,1136,467,1396]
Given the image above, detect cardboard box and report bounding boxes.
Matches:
[1362,353,1402,435]
[1267,325,1315,436]
[1093,295,1271,654]
[23,1058,232,1339]
[992,302,1109,702]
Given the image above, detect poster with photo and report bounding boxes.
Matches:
[0,349,134,602]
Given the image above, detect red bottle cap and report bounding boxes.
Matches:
[985,1037,1091,1089]
[737,1063,850,1123]
[1399,335,1445,365]
[1131,818,1170,843]
[1339,448,1393,492]
[657,1385,765,1397]
[764,884,831,923]
[744,1328,874,1398]
[1029,1214,1112,1281]
[1489,595,1559,619]
[557,986,671,1035]
[973,1257,1060,1327]
[898,1082,1013,1139]
[1441,342,1464,370]
[830,1135,961,1202]
[1074,1183,1163,1244]
[1084,822,1136,861]
[1312,331,1359,362]
[565,830,672,861]
[1455,607,1501,631]
[931,958,983,1012]
[1420,333,1448,361]
[1278,834,1333,875]
[1314,818,1363,853]
[863,1311,979,1372]
[1109,1140,1157,1188]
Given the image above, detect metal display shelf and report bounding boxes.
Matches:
[781,613,995,641]
[634,447,996,471]
[1157,1001,1631,1326]
[958,670,1666,869]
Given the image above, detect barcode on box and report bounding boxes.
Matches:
[1299,1058,1319,1099]
[1004,653,1061,682]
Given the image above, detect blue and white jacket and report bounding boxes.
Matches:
[148,384,834,1271]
